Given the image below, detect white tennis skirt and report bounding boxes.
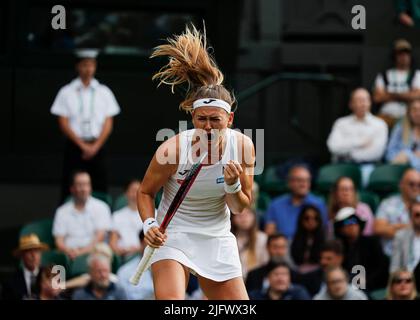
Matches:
[149,231,243,282]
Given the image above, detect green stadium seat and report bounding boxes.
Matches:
[312,191,326,203]
[112,254,122,273]
[20,218,54,249]
[367,164,411,198]
[91,191,113,208]
[41,250,70,274]
[113,194,128,212]
[358,190,380,213]
[122,253,139,264]
[260,165,288,197]
[257,191,272,212]
[155,189,163,208]
[114,189,162,213]
[254,172,264,186]
[316,163,362,195]
[369,288,386,300]
[69,254,89,278]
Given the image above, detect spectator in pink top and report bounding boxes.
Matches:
[328,177,375,237]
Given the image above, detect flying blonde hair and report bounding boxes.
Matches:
[151,23,236,113]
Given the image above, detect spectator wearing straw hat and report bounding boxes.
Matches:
[2,234,49,300]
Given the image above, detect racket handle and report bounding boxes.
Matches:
[129,245,156,285]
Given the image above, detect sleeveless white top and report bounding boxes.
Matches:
[157,128,239,237]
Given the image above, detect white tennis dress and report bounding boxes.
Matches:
[150,128,243,281]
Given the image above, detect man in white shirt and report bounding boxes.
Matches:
[50,49,121,202]
[327,88,388,186]
[373,39,420,127]
[110,179,143,259]
[52,171,112,260]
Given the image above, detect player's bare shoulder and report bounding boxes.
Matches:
[233,130,254,148]
[232,129,255,167]
[155,133,180,167]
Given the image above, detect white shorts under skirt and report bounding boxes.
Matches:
[150,232,243,282]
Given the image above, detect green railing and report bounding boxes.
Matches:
[235,71,351,165]
[237,72,349,103]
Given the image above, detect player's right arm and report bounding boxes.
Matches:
[137,135,179,248]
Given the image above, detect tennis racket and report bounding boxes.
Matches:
[130,153,207,285]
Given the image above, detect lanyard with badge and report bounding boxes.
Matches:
[390,70,410,92]
[78,87,95,139]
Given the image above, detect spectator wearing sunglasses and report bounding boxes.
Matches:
[386,269,418,300]
[375,168,420,256]
[290,205,326,274]
[391,199,420,274]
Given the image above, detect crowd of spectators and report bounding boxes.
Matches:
[2,37,420,301]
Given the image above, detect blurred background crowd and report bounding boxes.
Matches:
[1,0,420,300]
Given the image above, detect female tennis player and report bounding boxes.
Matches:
[138,24,255,300]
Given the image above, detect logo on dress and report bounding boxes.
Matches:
[178,169,190,176]
[216,177,224,184]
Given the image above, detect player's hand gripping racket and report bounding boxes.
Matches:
[130,153,207,285]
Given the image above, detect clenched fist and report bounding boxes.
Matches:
[224,160,243,185]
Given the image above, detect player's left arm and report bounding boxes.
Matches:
[225,132,255,214]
